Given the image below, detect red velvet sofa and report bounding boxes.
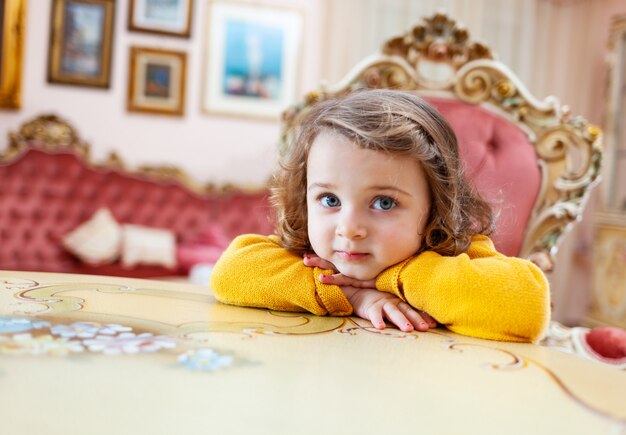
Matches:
[0,115,274,278]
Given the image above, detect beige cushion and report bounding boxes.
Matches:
[62,208,122,265]
[121,224,177,269]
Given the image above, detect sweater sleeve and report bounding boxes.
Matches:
[375,235,551,343]
[209,234,352,316]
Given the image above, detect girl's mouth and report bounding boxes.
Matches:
[336,251,370,261]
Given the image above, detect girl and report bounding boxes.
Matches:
[210,89,550,343]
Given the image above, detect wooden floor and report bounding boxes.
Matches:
[1,270,625,435]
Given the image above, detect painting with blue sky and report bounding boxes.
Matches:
[222,19,283,100]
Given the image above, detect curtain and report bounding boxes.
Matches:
[322,0,600,120]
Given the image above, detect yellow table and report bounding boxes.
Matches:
[1,270,625,435]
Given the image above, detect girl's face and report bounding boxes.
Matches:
[306,131,432,280]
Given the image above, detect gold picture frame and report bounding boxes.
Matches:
[127,46,187,116]
[48,0,115,88]
[0,0,27,109]
[128,0,193,38]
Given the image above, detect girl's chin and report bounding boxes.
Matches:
[336,265,380,281]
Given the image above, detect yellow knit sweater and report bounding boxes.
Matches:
[210,234,551,343]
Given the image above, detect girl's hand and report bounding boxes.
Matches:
[303,253,376,288]
[341,286,437,333]
[304,253,437,332]
[303,253,336,271]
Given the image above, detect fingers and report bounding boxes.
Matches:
[367,305,386,330]
[381,302,416,332]
[418,310,437,328]
[303,254,336,271]
[318,273,362,287]
[342,287,436,334]
[317,273,377,289]
[318,273,352,287]
[401,307,429,332]
[399,302,436,331]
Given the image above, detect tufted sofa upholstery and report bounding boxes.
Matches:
[0,115,274,278]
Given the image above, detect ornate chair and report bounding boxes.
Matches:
[281,12,602,273]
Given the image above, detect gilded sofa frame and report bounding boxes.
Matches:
[2,114,266,196]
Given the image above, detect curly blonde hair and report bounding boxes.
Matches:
[271,89,494,257]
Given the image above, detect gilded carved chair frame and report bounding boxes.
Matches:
[281,13,602,272]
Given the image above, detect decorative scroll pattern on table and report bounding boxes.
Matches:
[0,275,624,426]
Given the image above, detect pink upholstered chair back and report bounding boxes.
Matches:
[281,13,602,271]
[426,97,540,257]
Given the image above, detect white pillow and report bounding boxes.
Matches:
[121,224,177,269]
[62,208,122,265]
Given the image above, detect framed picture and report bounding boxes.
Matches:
[127,46,186,116]
[128,0,192,38]
[0,0,26,109]
[48,0,115,88]
[203,1,303,119]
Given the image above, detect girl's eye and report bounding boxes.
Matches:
[320,194,341,208]
[372,196,397,211]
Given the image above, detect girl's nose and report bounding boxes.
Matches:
[335,210,367,240]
